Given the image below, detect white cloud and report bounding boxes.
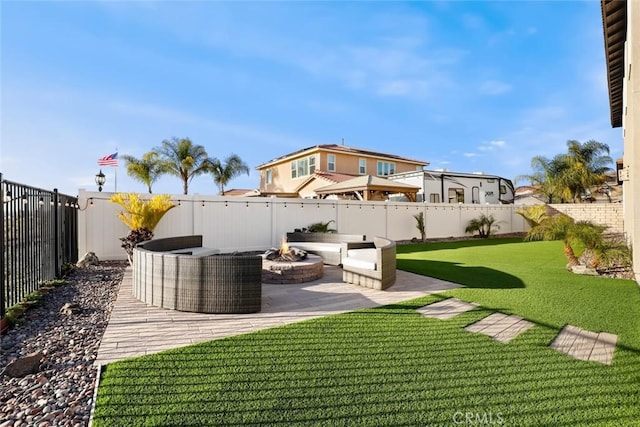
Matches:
[463,152,478,158]
[477,140,507,152]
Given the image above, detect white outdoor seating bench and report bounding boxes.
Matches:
[285,232,366,265]
[341,237,396,290]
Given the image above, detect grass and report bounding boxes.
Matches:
[397,238,640,350]
[93,238,640,426]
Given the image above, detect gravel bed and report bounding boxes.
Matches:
[0,261,126,427]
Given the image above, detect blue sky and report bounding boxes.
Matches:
[1,1,621,196]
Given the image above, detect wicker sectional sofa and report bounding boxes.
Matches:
[285,232,366,265]
[133,236,262,314]
[341,237,396,290]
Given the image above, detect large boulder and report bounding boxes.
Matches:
[76,252,99,268]
[4,352,44,377]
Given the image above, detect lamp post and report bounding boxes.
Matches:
[95,170,106,192]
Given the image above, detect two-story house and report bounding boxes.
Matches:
[256,144,428,198]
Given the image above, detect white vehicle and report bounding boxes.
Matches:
[387,170,515,204]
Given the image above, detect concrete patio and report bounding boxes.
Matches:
[95,266,462,365]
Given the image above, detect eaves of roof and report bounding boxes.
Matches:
[601,0,626,128]
[256,144,429,169]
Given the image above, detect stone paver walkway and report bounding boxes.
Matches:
[416,297,478,320]
[95,266,462,365]
[550,325,617,365]
[465,312,535,343]
[418,300,618,364]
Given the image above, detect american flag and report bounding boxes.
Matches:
[98,152,118,167]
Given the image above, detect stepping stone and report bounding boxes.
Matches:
[465,313,535,343]
[550,325,617,365]
[417,298,478,320]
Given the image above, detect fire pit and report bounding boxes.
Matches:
[262,237,324,284]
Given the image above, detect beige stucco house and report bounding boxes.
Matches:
[256,144,428,198]
[602,0,640,281]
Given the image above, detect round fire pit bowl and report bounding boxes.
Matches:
[261,253,324,284]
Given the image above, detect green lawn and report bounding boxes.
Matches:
[397,238,640,350]
[93,238,640,426]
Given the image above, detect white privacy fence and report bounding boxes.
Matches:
[77,189,529,260]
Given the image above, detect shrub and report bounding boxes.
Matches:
[110,193,176,264]
[413,212,426,242]
[515,205,549,230]
[465,214,500,238]
[109,193,175,231]
[60,262,75,277]
[119,227,154,261]
[307,220,336,233]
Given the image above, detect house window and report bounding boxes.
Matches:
[291,155,317,179]
[429,193,440,203]
[328,154,336,172]
[377,161,395,176]
[298,158,308,178]
[265,169,272,185]
[359,159,366,174]
[448,188,464,203]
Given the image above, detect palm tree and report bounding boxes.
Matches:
[517,155,570,203]
[206,154,250,195]
[525,214,605,267]
[518,140,612,203]
[564,140,613,202]
[515,204,549,230]
[121,152,166,193]
[155,137,211,195]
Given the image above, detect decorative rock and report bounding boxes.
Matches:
[76,252,99,268]
[571,265,599,276]
[4,352,44,378]
[0,261,125,426]
[60,303,81,316]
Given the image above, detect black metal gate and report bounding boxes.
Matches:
[1,173,78,318]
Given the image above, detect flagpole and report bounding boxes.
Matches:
[115,148,118,192]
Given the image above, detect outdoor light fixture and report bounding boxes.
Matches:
[38,197,44,206]
[95,170,106,192]
[22,194,27,205]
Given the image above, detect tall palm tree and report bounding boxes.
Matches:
[564,140,612,202]
[519,140,612,203]
[207,154,250,195]
[517,155,570,203]
[121,151,166,193]
[154,137,211,195]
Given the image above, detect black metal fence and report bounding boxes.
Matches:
[1,174,78,318]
